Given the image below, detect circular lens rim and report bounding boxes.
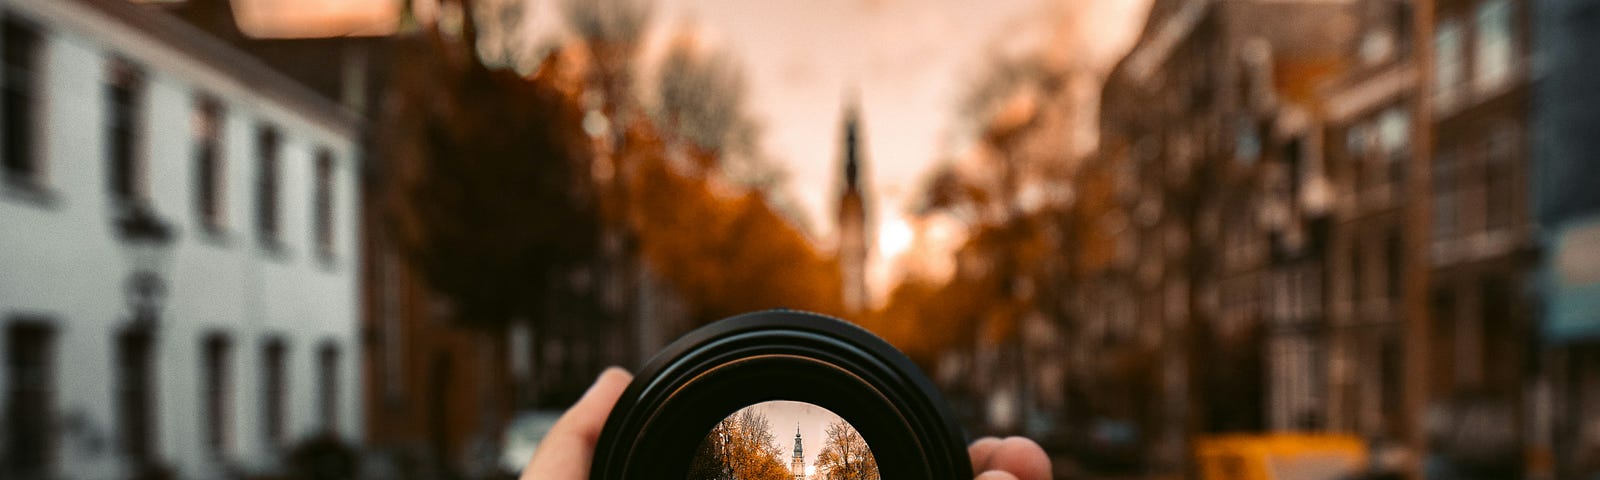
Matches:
[590,310,972,479]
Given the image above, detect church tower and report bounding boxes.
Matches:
[836,96,870,313]
[791,426,805,480]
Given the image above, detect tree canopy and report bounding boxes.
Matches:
[688,409,793,480]
[814,420,879,480]
[380,29,601,328]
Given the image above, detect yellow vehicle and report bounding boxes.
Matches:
[1194,434,1369,480]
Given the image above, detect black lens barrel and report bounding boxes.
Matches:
[590,310,973,479]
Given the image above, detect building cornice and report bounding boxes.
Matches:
[14,0,363,138]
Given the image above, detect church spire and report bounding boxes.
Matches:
[791,425,805,479]
[842,90,862,194]
[835,90,870,313]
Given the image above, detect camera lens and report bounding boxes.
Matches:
[590,310,972,479]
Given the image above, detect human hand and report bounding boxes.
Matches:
[967,436,1052,480]
[520,367,1054,480]
[521,367,633,479]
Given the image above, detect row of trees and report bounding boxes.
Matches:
[687,411,881,480]
[379,0,845,373]
[688,410,792,480]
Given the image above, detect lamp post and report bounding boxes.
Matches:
[114,202,172,473]
[117,203,173,326]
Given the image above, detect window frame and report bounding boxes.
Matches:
[255,124,281,247]
[316,341,341,434]
[1482,121,1519,231]
[312,147,335,259]
[194,95,225,232]
[2,14,43,189]
[5,319,57,478]
[106,57,147,203]
[1432,148,1461,243]
[1473,0,1515,94]
[261,338,287,448]
[115,327,156,466]
[202,333,233,458]
[1432,18,1465,110]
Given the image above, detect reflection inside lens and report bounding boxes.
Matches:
[688,400,879,480]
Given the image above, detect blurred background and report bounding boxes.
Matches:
[0,0,1596,479]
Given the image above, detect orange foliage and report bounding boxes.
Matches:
[612,125,845,325]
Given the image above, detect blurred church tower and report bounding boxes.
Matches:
[836,95,870,314]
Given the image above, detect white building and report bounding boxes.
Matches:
[0,0,362,478]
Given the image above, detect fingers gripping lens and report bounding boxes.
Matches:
[590,310,972,479]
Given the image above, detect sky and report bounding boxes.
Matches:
[229,0,1153,292]
[631,0,1150,241]
[618,0,1151,298]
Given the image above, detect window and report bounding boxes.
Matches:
[194,97,224,229]
[107,59,145,201]
[1483,123,1518,230]
[261,339,287,447]
[1345,122,1372,190]
[1433,18,1464,109]
[1235,117,1261,163]
[381,250,405,402]
[1432,149,1459,241]
[1348,246,1363,307]
[1480,277,1515,387]
[255,125,280,244]
[5,322,55,478]
[1474,0,1514,92]
[1377,107,1410,185]
[1347,108,1408,193]
[116,328,155,466]
[203,334,232,456]
[1378,335,1403,436]
[313,148,334,256]
[317,343,341,433]
[2,16,41,185]
[1385,230,1402,299]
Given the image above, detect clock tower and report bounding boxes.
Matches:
[791,426,805,480]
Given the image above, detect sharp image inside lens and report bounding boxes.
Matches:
[689,400,879,480]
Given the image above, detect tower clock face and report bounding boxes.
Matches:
[687,400,879,480]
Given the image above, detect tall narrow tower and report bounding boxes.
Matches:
[836,96,870,313]
[791,426,805,480]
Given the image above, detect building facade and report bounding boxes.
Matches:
[1318,0,1418,448]
[1080,0,1552,477]
[0,0,362,478]
[1532,0,1600,477]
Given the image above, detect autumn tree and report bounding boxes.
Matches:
[617,127,844,325]
[688,409,792,480]
[651,31,781,188]
[380,7,602,330]
[814,420,879,480]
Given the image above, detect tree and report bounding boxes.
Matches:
[651,32,781,188]
[619,128,845,325]
[688,409,792,480]
[564,0,651,116]
[380,20,601,329]
[814,421,879,480]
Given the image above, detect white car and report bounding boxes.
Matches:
[501,411,569,474]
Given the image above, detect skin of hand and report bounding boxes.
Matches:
[522,367,1053,480]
